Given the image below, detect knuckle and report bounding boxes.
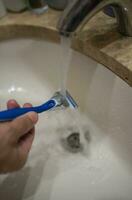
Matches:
[24,116,33,129]
[13,115,33,133]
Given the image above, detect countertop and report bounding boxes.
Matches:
[0,9,132,86]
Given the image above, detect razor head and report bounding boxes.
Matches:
[52,90,78,109]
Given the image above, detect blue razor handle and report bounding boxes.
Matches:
[0,99,57,122]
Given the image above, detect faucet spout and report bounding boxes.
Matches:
[58,0,132,37]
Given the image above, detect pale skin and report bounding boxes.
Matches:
[0,99,38,173]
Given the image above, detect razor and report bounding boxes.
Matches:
[0,91,77,122]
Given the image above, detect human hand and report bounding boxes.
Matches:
[0,100,38,173]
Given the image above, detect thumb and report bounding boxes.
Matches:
[10,112,38,139]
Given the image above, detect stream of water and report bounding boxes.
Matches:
[59,36,72,96]
[59,36,85,148]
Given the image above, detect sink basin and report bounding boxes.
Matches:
[0,38,132,200]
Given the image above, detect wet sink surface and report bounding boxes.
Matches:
[0,39,132,200]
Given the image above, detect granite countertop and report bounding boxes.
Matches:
[0,9,132,86]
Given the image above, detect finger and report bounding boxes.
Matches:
[7,99,20,110]
[18,127,35,154]
[23,103,32,108]
[20,102,35,153]
[10,112,38,139]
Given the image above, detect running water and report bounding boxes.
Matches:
[58,36,86,149]
[59,36,72,96]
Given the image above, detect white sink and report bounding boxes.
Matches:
[0,38,132,200]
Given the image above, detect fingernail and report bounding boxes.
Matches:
[27,112,38,124]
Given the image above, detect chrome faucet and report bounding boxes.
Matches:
[57,0,132,37]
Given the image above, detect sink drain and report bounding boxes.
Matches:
[65,132,83,153]
[67,132,80,148]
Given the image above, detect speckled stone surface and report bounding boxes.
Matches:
[0,9,60,42]
[0,9,132,86]
[72,12,132,86]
